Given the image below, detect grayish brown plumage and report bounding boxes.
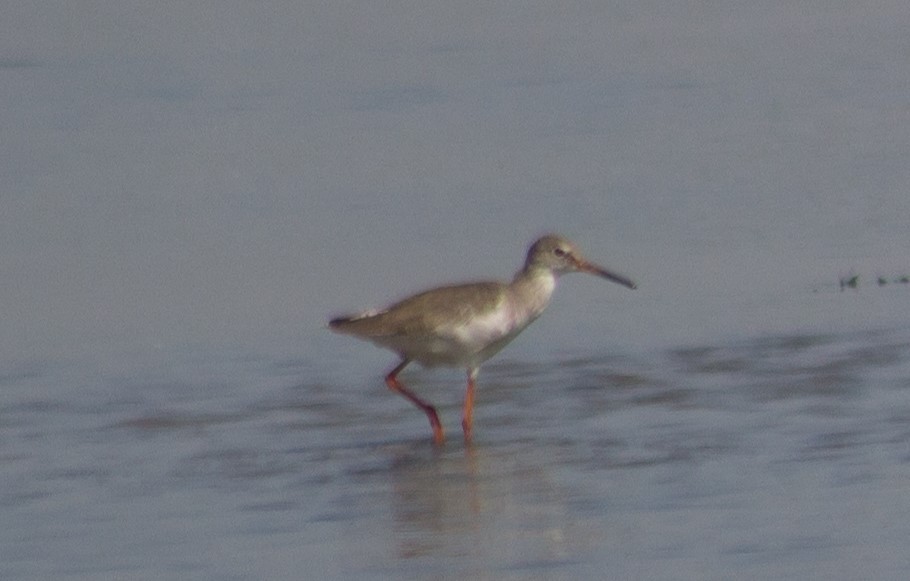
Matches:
[329,234,636,444]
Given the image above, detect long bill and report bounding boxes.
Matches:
[576,259,638,290]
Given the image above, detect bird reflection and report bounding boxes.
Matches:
[382,443,581,569]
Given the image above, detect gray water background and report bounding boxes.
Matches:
[2,2,910,579]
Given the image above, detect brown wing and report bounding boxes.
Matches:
[329,282,507,338]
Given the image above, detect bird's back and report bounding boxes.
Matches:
[330,282,507,336]
[329,282,515,366]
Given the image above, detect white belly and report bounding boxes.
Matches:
[369,302,533,368]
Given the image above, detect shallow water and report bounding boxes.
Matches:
[4,1,910,578]
[3,326,909,580]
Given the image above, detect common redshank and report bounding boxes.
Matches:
[329,234,636,444]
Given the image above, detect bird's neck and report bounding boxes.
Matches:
[509,266,557,323]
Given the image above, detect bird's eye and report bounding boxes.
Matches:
[553,247,567,257]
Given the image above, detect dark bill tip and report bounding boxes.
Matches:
[581,262,637,289]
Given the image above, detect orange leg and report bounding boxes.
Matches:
[385,359,445,445]
[462,368,478,443]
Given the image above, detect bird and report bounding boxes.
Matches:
[328,234,636,445]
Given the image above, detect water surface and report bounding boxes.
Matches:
[2,1,910,579]
[3,324,910,579]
